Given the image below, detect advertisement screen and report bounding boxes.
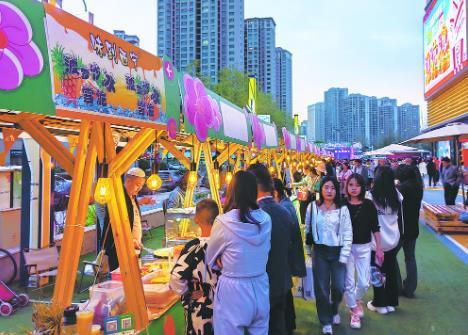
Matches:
[437,140,452,159]
[423,0,467,99]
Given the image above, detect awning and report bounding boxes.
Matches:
[401,123,468,144]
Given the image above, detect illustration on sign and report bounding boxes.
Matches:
[45,5,168,124]
[0,1,44,91]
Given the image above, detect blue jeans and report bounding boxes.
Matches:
[313,245,346,326]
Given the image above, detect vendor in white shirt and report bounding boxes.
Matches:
[99,167,154,271]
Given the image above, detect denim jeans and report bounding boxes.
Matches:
[313,245,346,326]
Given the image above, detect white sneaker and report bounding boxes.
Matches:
[386,306,396,313]
[332,314,341,325]
[322,324,333,334]
[350,312,361,329]
[367,301,388,314]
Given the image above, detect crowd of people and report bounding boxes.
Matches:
[168,156,426,335]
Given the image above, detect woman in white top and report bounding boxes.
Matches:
[305,176,353,335]
[367,166,403,315]
[206,171,272,335]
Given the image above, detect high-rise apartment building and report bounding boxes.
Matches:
[342,94,370,145]
[275,47,292,118]
[309,89,420,149]
[307,102,325,142]
[157,0,244,83]
[300,120,307,137]
[398,103,420,142]
[245,17,277,100]
[114,30,140,46]
[324,88,348,143]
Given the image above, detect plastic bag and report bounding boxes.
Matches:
[292,256,314,300]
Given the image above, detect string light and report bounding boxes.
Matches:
[147,142,162,191]
[94,126,111,204]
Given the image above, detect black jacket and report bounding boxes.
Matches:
[398,181,423,240]
[99,189,141,271]
[258,197,293,298]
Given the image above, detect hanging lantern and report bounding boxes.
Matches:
[188,162,198,187]
[225,169,233,185]
[269,166,276,175]
[147,173,162,191]
[94,163,111,205]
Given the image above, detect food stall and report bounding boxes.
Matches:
[0,1,320,333]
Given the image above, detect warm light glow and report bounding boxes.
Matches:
[214,169,221,188]
[188,170,198,187]
[94,177,112,204]
[225,171,233,185]
[269,166,276,175]
[147,173,162,191]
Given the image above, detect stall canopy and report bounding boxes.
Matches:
[363,144,418,156]
[401,123,468,144]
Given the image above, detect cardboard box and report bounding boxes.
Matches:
[0,208,21,249]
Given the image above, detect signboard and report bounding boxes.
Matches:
[258,114,271,123]
[44,4,179,127]
[0,0,55,115]
[424,0,467,99]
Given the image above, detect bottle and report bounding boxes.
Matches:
[61,305,78,335]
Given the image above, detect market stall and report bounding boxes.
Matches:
[0,1,321,333]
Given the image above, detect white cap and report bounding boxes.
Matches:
[126,167,146,178]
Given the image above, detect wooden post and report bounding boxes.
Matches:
[202,141,222,212]
[53,121,96,307]
[184,139,202,208]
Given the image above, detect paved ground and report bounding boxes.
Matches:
[0,187,466,334]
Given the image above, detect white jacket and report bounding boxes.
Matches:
[206,208,272,278]
[305,202,353,263]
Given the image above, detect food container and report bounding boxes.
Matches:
[89,281,123,302]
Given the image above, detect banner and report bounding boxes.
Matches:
[44,4,177,128]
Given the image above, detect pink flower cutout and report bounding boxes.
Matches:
[282,127,291,149]
[0,2,43,90]
[183,74,222,142]
[167,117,177,139]
[251,114,266,150]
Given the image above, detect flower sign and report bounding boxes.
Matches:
[0,1,44,90]
[282,127,291,149]
[182,74,222,142]
[250,114,266,150]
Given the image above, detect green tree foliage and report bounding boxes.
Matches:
[207,67,293,132]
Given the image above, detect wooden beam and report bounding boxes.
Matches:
[184,139,202,208]
[53,121,96,307]
[215,143,243,166]
[107,176,149,330]
[159,138,191,170]
[109,128,155,176]
[202,142,222,213]
[18,119,75,175]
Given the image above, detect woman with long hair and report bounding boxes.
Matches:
[344,173,383,329]
[367,166,403,315]
[206,171,272,334]
[290,165,320,224]
[305,176,353,335]
[396,164,423,298]
[338,162,352,198]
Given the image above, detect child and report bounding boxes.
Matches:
[169,199,220,335]
[345,173,383,329]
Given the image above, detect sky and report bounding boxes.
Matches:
[61,0,428,125]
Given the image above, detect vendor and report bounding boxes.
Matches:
[99,167,152,271]
[167,171,189,209]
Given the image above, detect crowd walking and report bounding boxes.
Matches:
[169,156,428,334]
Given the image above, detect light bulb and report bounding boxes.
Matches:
[225,171,233,185]
[94,177,112,204]
[147,173,162,191]
[269,166,276,175]
[188,170,198,187]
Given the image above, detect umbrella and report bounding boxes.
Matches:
[401,123,468,144]
[363,144,417,156]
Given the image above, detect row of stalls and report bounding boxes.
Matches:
[0,1,329,333]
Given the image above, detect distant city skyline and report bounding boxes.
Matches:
[61,0,427,125]
[307,87,420,149]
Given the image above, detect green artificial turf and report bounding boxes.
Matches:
[1,225,467,335]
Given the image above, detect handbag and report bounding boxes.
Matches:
[297,189,310,202]
[293,255,314,300]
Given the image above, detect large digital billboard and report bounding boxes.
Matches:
[424,0,467,99]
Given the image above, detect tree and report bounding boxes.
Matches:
[207,67,293,133]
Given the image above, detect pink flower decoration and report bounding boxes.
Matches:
[0,2,43,90]
[182,74,222,142]
[282,127,291,149]
[167,117,177,139]
[251,114,265,150]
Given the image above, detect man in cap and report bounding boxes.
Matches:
[99,167,153,271]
